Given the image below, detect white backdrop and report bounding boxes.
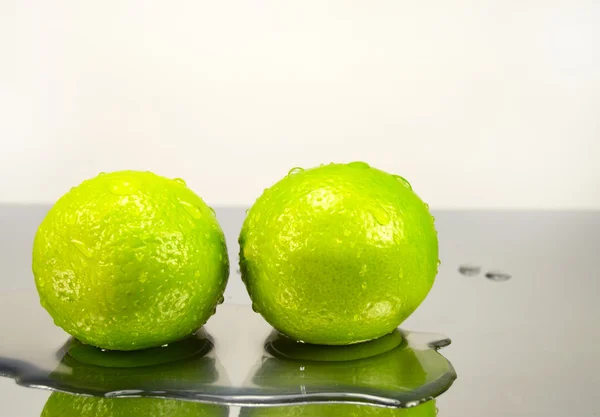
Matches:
[2,1,599,208]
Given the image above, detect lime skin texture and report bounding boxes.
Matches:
[239,162,438,345]
[33,171,229,351]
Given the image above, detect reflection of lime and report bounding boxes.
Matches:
[33,171,229,351]
[50,344,219,394]
[240,163,438,345]
[41,392,228,417]
[65,328,213,368]
[239,400,436,417]
[266,329,404,362]
[253,336,428,394]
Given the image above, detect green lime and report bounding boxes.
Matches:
[239,163,438,345]
[239,400,436,417]
[33,171,229,351]
[41,392,228,417]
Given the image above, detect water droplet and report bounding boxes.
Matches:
[370,206,390,225]
[209,207,216,215]
[458,265,481,277]
[393,175,412,190]
[252,303,260,313]
[179,200,202,219]
[485,270,512,282]
[424,203,430,210]
[288,167,304,176]
[110,181,136,196]
[173,178,186,186]
[245,209,250,214]
[70,239,92,258]
[217,295,225,305]
[98,172,106,176]
[361,281,367,290]
[437,259,441,266]
[348,161,370,169]
[236,268,241,275]
[358,263,368,276]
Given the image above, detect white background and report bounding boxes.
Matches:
[1,1,599,208]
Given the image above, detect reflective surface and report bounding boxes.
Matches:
[1,207,600,416]
[0,300,455,407]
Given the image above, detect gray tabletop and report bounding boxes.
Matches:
[0,206,598,416]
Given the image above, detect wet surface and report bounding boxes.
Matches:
[0,302,455,408]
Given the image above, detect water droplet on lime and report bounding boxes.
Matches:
[361,281,367,290]
[348,161,370,169]
[371,206,390,225]
[179,200,202,219]
[110,181,136,196]
[217,295,225,305]
[98,172,106,176]
[288,167,304,176]
[173,178,186,186]
[393,175,412,190]
[70,239,92,258]
[252,303,260,313]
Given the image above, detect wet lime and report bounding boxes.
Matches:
[240,163,438,344]
[33,171,228,350]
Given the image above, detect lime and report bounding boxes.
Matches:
[239,163,438,345]
[41,392,228,417]
[239,400,436,417]
[33,171,229,350]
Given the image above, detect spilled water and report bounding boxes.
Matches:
[458,264,511,282]
[0,321,455,408]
